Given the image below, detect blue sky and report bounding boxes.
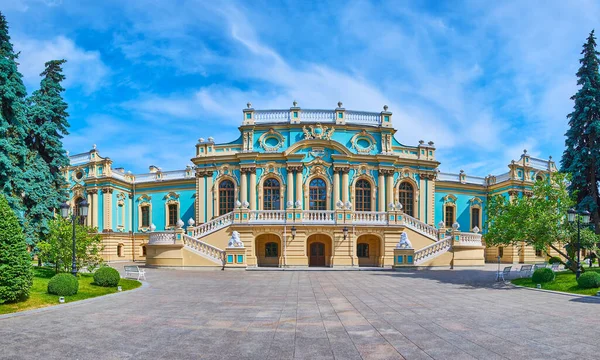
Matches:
[4,0,600,175]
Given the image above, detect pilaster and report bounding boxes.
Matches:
[102,187,113,231]
[295,169,303,209]
[248,168,257,210]
[286,168,294,205]
[378,172,385,212]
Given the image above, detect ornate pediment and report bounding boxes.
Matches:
[302,123,335,140]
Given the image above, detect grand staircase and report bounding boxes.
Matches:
[149,210,481,267]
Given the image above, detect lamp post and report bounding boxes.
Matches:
[60,200,89,276]
[291,226,297,240]
[567,208,590,280]
[343,226,348,240]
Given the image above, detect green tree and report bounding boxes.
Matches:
[0,194,33,304]
[561,30,600,230]
[23,60,70,246]
[37,217,104,274]
[485,173,595,274]
[0,11,28,214]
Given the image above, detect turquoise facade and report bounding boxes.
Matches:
[63,105,556,235]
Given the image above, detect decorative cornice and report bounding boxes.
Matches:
[333,166,350,174]
[240,167,257,174]
[287,165,303,172]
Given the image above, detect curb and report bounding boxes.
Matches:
[0,280,149,320]
[510,283,600,300]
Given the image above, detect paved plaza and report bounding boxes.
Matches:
[1,266,600,360]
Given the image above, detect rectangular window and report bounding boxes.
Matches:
[141,206,150,227]
[338,112,343,119]
[445,206,454,228]
[498,247,504,258]
[384,115,390,121]
[535,249,542,257]
[471,208,480,229]
[168,204,178,227]
[294,111,299,118]
[246,113,251,119]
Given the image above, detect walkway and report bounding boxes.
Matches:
[1,265,599,359]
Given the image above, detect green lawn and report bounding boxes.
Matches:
[0,267,141,315]
[512,267,600,296]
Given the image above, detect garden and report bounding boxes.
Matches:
[512,265,600,296]
[0,266,141,315]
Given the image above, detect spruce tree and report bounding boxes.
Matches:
[0,193,33,303]
[0,11,28,214]
[561,30,600,229]
[24,60,70,245]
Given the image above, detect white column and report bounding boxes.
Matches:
[249,170,257,210]
[287,169,294,206]
[378,173,385,212]
[240,170,248,203]
[386,173,394,210]
[295,170,303,209]
[342,171,349,203]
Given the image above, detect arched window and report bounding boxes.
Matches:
[141,245,147,256]
[73,197,86,225]
[263,178,281,210]
[265,242,278,257]
[536,175,544,182]
[398,182,414,217]
[357,243,369,258]
[309,178,327,210]
[117,244,124,257]
[219,180,235,215]
[355,179,371,212]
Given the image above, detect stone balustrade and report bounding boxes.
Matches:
[414,236,453,264]
[148,231,177,245]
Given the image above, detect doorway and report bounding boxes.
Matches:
[310,242,326,267]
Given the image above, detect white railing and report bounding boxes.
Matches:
[345,110,381,125]
[69,152,90,165]
[254,110,289,123]
[252,108,383,127]
[301,110,335,122]
[249,210,286,223]
[182,234,225,265]
[352,211,387,225]
[148,231,176,245]
[303,210,335,223]
[529,157,549,170]
[457,232,483,246]
[401,214,439,240]
[414,236,453,265]
[189,212,234,238]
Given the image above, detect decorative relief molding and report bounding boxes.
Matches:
[302,123,335,140]
[258,128,284,152]
[350,130,376,154]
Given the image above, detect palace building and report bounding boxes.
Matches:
[64,103,558,268]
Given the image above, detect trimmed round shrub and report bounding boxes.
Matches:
[548,256,562,264]
[47,273,79,296]
[531,268,555,283]
[93,266,120,287]
[576,272,600,289]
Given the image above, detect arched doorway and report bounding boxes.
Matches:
[307,234,332,267]
[356,234,382,267]
[255,233,282,267]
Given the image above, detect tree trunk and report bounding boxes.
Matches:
[590,161,600,233]
[549,244,585,274]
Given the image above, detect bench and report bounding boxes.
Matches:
[497,266,512,281]
[519,264,533,278]
[124,265,146,280]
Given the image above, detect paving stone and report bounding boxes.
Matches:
[1,264,600,360]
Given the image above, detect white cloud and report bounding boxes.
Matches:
[14,35,109,93]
